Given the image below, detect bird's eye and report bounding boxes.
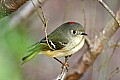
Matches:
[71,30,78,35]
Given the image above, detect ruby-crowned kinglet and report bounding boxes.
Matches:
[22,22,87,64]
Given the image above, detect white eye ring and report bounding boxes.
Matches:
[71,30,78,35]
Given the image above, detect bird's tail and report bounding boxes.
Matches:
[21,51,39,65]
[21,42,41,65]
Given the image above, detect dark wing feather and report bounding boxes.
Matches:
[22,30,69,64]
[40,34,69,50]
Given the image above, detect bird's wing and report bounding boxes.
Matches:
[40,33,69,50]
[22,42,47,65]
[22,34,68,64]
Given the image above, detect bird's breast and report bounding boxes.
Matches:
[65,36,85,54]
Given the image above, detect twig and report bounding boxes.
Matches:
[89,0,97,39]
[96,37,120,72]
[63,0,71,22]
[32,0,55,50]
[97,0,120,26]
[82,0,87,30]
[108,67,120,80]
[110,42,120,48]
[36,0,54,50]
[55,56,70,80]
[56,66,67,80]
[31,0,44,24]
[109,37,120,59]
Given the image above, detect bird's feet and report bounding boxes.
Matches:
[53,56,72,79]
[53,56,70,71]
[61,61,69,72]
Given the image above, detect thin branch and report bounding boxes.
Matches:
[98,0,120,27]
[34,0,55,50]
[63,0,71,22]
[89,0,97,39]
[110,42,120,48]
[108,67,120,80]
[31,0,44,24]
[109,37,120,59]
[56,66,67,80]
[82,0,87,30]
[9,0,47,27]
[95,37,120,72]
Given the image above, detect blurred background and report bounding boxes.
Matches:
[0,0,120,80]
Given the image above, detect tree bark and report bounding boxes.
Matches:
[0,0,29,18]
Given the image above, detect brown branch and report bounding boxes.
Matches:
[98,0,120,26]
[64,9,120,80]
[0,0,29,19]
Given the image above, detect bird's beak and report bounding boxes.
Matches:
[81,32,87,36]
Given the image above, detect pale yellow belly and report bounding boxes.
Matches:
[40,36,85,57]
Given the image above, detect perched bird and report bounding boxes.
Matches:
[22,22,87,65]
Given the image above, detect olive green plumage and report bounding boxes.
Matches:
[22,22,87,64]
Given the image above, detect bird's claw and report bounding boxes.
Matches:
[61,62,69,72]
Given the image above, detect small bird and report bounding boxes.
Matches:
[22,22,87,65]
